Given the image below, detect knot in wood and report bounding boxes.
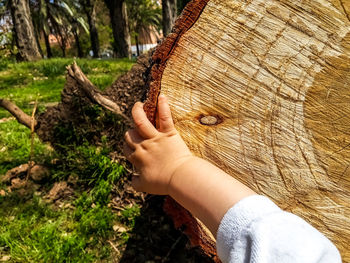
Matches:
[199,115,221,126]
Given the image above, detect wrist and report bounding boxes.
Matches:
[167,156,203,196]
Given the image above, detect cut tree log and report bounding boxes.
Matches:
[145,0,350,261]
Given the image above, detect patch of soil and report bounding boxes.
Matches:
[29,165,50,182]
[105,51,152,119]
[109,180,215,262]
[1,163,47,197]
[1,163,29,183]
[45,181,73,202]
[118,195,215,263]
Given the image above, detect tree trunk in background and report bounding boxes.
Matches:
[135,35,140,56]
[144,0,350,261]
[43,30,53,58]
[57,31,67,57]
[9,2,20,59]
[9,0,41,61]
[73,28,84,58]
[51,21,67,58]
[162,0,177,37]
[83,0,100,58]
[34,28,44,58]
[104,0,131,58]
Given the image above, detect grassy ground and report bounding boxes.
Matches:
[0,58,133,119]
[0,58,214,263]
[0,58,135,262]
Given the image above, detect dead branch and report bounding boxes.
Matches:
[0,98,36,129]
[67,62,130,122]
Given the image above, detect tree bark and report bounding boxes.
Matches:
[162,0,177,37]
[0,99,35,129]
[9,0,42,61]
[43,30,53,58]
[33,28,44,58]
[104,0,131,58]
[83,0,100,58]
[55,26,67,58]
[72,28,84,58]
[135,35,140,56]
[145,0,350,261]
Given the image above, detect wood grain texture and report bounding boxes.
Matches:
[144,0,210,124]
[154,0,350,260]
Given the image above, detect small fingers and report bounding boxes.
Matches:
[123,143,135,162]
[157,95,174,132]
[124,129,143,150]
[132,102,158,139]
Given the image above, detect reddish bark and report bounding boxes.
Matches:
[144,0,210,124]
[143,0,219,260]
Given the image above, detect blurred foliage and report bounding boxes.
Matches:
[126,0,161,56]
[0,0,170,60]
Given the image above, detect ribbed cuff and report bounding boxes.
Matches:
[216,195,281,261]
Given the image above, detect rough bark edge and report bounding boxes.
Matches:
[143,0,219,259]
[143,0,210,124]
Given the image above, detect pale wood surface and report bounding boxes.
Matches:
[160,0,350,260]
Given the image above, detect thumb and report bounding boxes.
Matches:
[157,95,174,132]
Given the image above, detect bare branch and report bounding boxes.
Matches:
[0,98,36,129]
[67,62,130,122]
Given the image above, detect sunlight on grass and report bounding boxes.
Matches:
[0,120,53,175]
[0,58,134,118]
[0,58,136,262]
[0,195,113,262]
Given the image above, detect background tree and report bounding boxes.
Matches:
[162,0,176,37]
[8,0,41,61]
[30,0,88,58]
[0,0,15,57]
[81,0,100,58]
[104,0,131,58]
[127,0,161,56]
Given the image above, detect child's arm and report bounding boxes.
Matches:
[124,95,341,262]
[124,95,255,235]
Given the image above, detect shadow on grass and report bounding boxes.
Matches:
[119,195,215,263]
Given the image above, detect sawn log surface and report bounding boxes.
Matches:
[145,0,350,261]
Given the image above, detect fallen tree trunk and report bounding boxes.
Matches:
[145,0,350,261]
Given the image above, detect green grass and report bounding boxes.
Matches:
[0,193,116,262]
[0,126,127,262]
[0,58,134,118]
[0,58,136,262]
[0,120,53,175]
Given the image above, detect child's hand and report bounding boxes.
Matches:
[124,95,193,195]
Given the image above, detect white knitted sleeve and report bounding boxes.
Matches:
[216,195,341,263]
